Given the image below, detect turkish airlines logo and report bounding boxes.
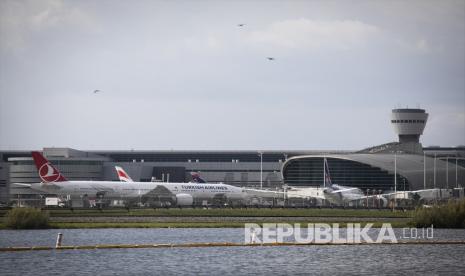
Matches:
[39,163,61,182]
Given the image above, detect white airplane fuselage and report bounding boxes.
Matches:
[30,181,245,200]
[323,184,366,205]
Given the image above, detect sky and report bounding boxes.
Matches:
[0,0,464,151]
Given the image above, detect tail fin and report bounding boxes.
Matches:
[190,172,206,183]
[115,166,133,182]
[324,158,332,186]
[31,151,68,183]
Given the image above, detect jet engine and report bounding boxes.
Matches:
[378,196,389,207]
[175,193,194,206]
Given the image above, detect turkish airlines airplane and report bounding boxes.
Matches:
[26,151,246,206]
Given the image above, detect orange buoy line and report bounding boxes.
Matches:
[1,241,465,252]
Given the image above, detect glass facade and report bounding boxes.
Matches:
[283,157,408,192]
[391,120,426,123]
[104,152,288,163]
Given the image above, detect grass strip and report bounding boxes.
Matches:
[1,208,413,218]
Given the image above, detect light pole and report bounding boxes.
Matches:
[446,157,449,189]
[423,152,426,190]
[394,153,397,210]
[433,153,437,189]
[403,178,406,200]
[258,151,263,189]
[456,158,459,188]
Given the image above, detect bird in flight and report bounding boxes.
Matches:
[93,90,101,94]
[267,57,275,61]
[238,24,245,27]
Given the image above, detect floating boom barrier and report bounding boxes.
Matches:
[1,240,465,252]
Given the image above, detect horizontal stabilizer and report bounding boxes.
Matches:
[12,183,32,187]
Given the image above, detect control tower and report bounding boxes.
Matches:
[390,109,428,143]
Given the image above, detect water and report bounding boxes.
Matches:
[0,228,244,247]
[1,228,465,275]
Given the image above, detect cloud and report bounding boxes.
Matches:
[0,0,99,51]
[29,0,96,31]
[245,18,380,51]
[393,37,437,54]
[416,39,430,53]
[423,105,465,146]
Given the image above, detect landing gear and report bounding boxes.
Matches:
[95,191,104,208]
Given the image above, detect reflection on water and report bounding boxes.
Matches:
[1,228,465,275]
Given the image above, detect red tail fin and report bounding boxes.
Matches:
[115,166,133,182]
[31,151,68,183]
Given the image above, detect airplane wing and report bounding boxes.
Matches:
[329,188,359,193]
[244,188,285,198]
[286,192,326,200]
[357,194,386,200]
[144,185,174,197]
[283,186,326,200]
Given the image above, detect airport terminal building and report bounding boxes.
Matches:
[0,108,464,206]
[0,148,319,205]
[283,153,464,192]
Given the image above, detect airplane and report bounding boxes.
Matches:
[285,186,326,201]
[319,158,389,206]
[322,184,379,205]
[186,171,288,200]
[320,158,447,206]
[113,160,431,207]
[278,158,388,206]
[24,151,246,207]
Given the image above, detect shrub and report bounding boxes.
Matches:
[5,208,50,229]
[412,199,465,228]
